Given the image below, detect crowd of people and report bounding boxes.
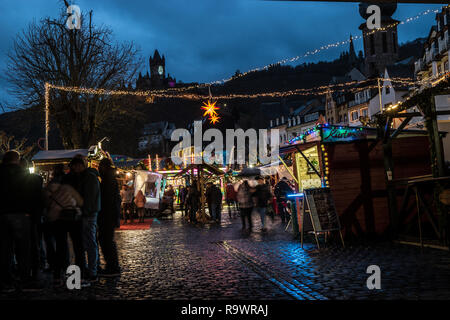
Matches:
[178,176,295,232]
[0,148,296,293]
[236,176,294,232]
[0,150,121,293]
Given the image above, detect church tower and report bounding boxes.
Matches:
[359,2,399,78]
[349,34,357,67]
[149,49,166,88]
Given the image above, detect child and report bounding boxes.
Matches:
[134,190,146,223]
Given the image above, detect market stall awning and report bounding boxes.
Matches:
[32,149,89,162]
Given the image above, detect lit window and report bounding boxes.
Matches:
[351,110,359,121]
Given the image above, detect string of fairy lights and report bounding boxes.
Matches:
[43,5,448,149]
[144,5,446,92]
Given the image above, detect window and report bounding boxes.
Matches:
[386,86,391,95]
[276,118,279,126]
[445,61,449,72]
[382,32,387,53]
[351,110,359,121]
[305,112,319,123]
[344,114,348,122]
[297,116,301,124]
[361,108,368,118]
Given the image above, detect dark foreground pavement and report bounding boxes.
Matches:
[1,208,450,300]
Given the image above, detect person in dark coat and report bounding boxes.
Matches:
[206,183,223,223]
[97,158,121,277]
[0,151,39,292]
[20,158,44,282]
[187,182,200,223]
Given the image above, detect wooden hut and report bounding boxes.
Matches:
[280,124,433,238]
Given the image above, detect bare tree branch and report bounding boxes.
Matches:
[6,4,143,148]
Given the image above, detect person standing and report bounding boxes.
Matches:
[120,185,134,224]
[274,177,294,223]
[205,182,213,220]
[0,151,39,292]
[45,168,85,287]
[179,186,187,213]
[187,183,200,223]
[165,185,175,214]
[66,156,101,282]
[208,183,223,223]
[237,180,253,231]
[252,176,272,232]
[134,190,146,223]
[97,158,121,277]
[225,182,237,219]
[20,158,45,283]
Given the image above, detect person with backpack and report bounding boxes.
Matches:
[44,164,85,287]
[274,177,294,223]
[252,176,272,232]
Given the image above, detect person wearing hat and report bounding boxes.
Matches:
[251,176,272,232]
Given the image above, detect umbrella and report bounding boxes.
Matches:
[237,167,261,177]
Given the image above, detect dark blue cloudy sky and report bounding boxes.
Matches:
[0,0,444,109]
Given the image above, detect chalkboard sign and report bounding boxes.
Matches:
[304,188,341,232]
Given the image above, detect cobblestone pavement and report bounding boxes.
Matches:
[1,208,450,300]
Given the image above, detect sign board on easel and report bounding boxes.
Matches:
[300,188,344,249]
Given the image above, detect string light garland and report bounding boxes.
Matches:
[42,5,447,149]
[150,6,444,92]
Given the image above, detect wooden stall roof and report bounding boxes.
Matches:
[32,149,89,165]
[174,163,224,177]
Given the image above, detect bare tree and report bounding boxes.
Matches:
[6,1,142,148]
[0,131,34,159]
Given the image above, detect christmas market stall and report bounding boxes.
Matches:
[133,170,165,211]
[31,145,110,184]
[174,163,225,223]
[280,123,433,239]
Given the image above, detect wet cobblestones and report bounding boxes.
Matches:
[1,209,450,300]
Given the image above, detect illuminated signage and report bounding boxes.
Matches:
[322,127,368,143]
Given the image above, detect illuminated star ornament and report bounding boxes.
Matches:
[210,114,220,124]
[201,99,220,124]
[201,100,219,117]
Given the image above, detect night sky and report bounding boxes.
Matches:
[0,0,444,109]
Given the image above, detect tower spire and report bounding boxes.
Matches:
[349,34,357,67]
